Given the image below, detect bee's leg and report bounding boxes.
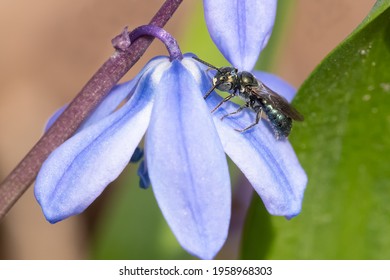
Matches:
[211,94,235,113]
[235,110,263,133]
[220,103,249,121]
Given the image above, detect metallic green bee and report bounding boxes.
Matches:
[194,57,304,139]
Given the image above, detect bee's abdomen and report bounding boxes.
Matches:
[263,103,292,139]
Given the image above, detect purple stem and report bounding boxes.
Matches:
[0,0,183,221]
[113,25,183,60]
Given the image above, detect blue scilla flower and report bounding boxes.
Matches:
[201,0,306,215]
[35,1,306,259]
[36,51,232,259]
[36,54,306,259]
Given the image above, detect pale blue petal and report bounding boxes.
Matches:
[44,57,166,132]
[146,59,231,259]
[82,80,136,127]
[253,71,297,102]
[204,87,306,217]
[44,105,67,131]
[35,63,164,223]
[44,80,134,132]
[203,0,277,70]
[83,57,166,127]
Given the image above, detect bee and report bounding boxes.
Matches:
[193,57,304,139]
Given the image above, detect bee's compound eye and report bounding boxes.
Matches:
[218,82,232,91]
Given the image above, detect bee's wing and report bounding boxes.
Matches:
[248,83,304,121]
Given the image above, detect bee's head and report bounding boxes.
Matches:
[213,67,239,92]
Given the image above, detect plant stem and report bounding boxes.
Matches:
[0,0,183,221]
[127,25,183,60]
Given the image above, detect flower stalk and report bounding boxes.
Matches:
[113,25,183,61]
[0,0,183,221]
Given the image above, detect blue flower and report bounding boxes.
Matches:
[36,54,230,259]
[35,53,306,259]
[35,0,307,259]
[202,0,306,214]
[203,69,306,219]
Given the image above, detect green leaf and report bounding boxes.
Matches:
[240,194,274,260]
[242,1,390,259]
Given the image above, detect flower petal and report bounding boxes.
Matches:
[205,89,307,217]
[44,105,67,131]
[35,62,166,223]
[146,59,231,259]
[253,71,297,102]
[203,0,277,70]
[44,57,166,131]
[44,80,135,132]
[84,57,166,127]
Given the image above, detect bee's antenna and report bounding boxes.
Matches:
[192,56,220,72]
[203,83,218,100]
[192,56,222,100]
